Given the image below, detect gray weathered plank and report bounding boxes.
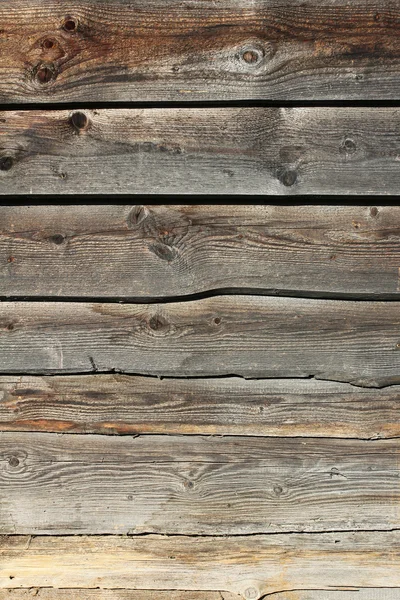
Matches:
[2,374,400,438]
[1,204,399,298]
[1,432,400,534]
[1,109,400,194]
[1,0,400,102]
[2,532,400,597]
[0,297,399,386]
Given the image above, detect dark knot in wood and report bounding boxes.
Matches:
[70,111,90,132]
[0,156,13,171]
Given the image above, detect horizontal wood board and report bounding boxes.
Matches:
[2,109,400,194]
[2,374,400,438]
[1,0,400,102]
[0,204,399,298]
[3,592,400,600]
[0,297,399,386]
[2,533,400,597]
[2,432,400,534]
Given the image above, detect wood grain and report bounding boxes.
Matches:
[0,297,399,386]
[2,374,400,438]
[1,204,400,298]
[1,0,400,102]
[2,591,400,600]
[2,532,400,597]
[0,592,240,600]
[1,432,400,534]
[2,109,400,194]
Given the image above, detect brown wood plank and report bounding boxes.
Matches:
[1,533,400,597]
[1,205,399,298]
[2,375,400,438]
[1,109,400,195]
[1,0,400,102]
[0,297,398,386]
[1,432,400,534]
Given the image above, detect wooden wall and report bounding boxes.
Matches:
[1,1,400,194]
[1,0,400,597]
[0,205,400,599]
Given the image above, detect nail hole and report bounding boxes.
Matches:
[149,315,167,331]
[343,138,357,153]
[279,169,297,187]
[35,65,54,84]
[370,206,378,217]
[63,17,77,31]
[70,111,89,131]
[42,39,54,49]
[214,317,221,325]
[242,50,259,64]
[50,234,65,245]
[0,156,13,171]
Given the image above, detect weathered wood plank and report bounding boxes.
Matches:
[3,592,400,600]
[2,375,400,438]
[1,0,400,102]
[2,592,400,600]
[0,297,399,386]
[2,533,400,597]
[1,109,400,195]
[0,592,241,600]
[1,432,400,534]
[1,204,399,298]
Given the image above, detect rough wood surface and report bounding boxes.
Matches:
[0,297,399,386]
[2,592,400,600]
[0,592,240,600]
[2,109,400,195]
[2,532,400,597]
[1,204,399,299]
[1,0,400,102]
[2,374,400,438]
[1,432,400,534]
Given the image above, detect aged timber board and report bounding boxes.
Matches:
[2,375,400,438]
[1,432,400,534]
[3,592,400,600]
[0,297,398,385]
[0,205,399,298]
[1,109,400,194]
[1,0,400,102]
[2,532,400,596]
